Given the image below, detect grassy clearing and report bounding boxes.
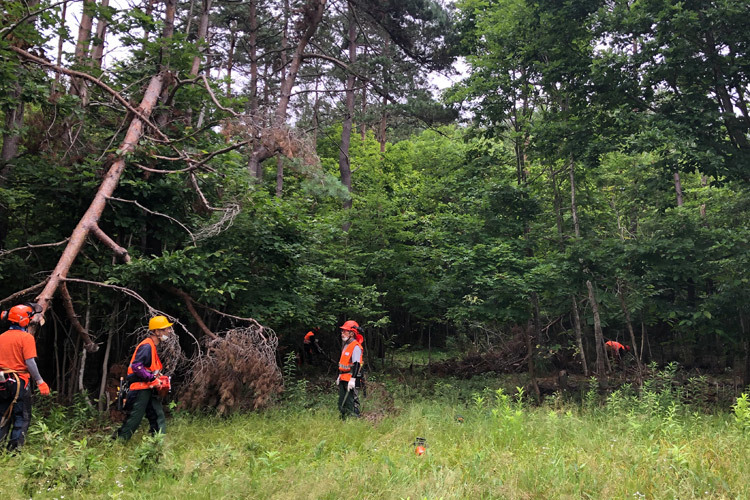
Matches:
[1,373,749,499]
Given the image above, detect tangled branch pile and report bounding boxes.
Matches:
[179,326,282,414]
[429,330,528,378]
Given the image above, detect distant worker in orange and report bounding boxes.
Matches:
[605,340,631,368]
[336,320,362,419]
[302,327,321,365]
[0,303,51,451]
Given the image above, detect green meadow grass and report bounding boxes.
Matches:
[1,376,748,500]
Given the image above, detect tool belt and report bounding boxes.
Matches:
[0,370,23,428]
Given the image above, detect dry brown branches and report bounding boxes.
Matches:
[179,326,282,414]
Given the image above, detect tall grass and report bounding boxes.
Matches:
[0,368,748,499]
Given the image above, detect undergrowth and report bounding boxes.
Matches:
[0,365,747,499]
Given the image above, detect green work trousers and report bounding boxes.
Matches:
[117,389,166,441]
[338,381,359,419]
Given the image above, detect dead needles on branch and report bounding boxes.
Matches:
[179,325,282,415]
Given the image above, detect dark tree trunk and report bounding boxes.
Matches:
[339,3,356,224]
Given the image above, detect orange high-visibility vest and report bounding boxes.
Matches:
[605,341,624,351]
[338,340,362,382]
[127,337,163,390]
[304,331,315,344]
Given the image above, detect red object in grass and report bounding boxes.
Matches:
[415,445,426,456]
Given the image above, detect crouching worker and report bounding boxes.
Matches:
[605,340,631,369]
[115,315,173,441]
[337,321,362,419]
[0,303,51,451]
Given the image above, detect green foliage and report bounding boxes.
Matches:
[133,433,172,477]
[2,379,750,499]
[20,422,102,496]
[732,393,750,432]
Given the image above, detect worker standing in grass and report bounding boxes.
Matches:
[0,303,51,451]
[115,315,173,441]
[337,320,362,419]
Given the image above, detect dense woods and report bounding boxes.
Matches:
[1,0,749,409]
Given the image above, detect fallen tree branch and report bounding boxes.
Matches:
[0,0,71,40]
[34,72,166,315]
[191,302,264,330]
[90,224,131,263]
[106,196,196,244]
[0,280,48,308]
[202,73,239,117]
[10,46,170,143]
[0,238,70,258]
[62,277,201,353]
[60,282,98,352]
[163,285,217,340]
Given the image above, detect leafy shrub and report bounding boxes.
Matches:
[732,393,750,431]
[20,423,101,496]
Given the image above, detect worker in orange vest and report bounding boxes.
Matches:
[302,327,321,365]
[115,315,174,441]
[0,303,51,451]
[336,320,362,419]
[605,340,631,367]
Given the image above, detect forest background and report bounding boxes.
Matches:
[1,0,750,412]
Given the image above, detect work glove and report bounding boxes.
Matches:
[347,378,355,391]
[335,375,340,385]
[37,381,50,396]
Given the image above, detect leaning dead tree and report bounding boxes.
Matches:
[29,72,166,350]
[2,1,328,371]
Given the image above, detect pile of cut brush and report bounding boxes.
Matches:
[429,334,527,378]
[179,326,282,414]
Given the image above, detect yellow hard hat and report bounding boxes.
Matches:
[148,315,173,331]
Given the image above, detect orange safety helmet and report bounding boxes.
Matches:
[340,320,359,332]
[1,303,38,327]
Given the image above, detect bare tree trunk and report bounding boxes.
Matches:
[54,1,68,91]
[312,73,320,145]
[339,2,356,224]
[142,0,156,41]
[571,295,588,376]
[273,0,326,126]
[71,0,96,102]
[275,0,289,197]
[226,22,236,96]
[34,74,166,316]
[617,282,643,382]
[378,95,387,153]
[361,85,368,141]
[551,167,588,375]
[275,156,284,198]
[378,41,390,153]
[90,0,110,69]
[674,171,684,206]
[0,87,25,169]
[586,279,608,375]
[246,0,260,181]
[189,0,212,76]
[570,158,581,238]
[155,0,177,129]
[528,293,541,400]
